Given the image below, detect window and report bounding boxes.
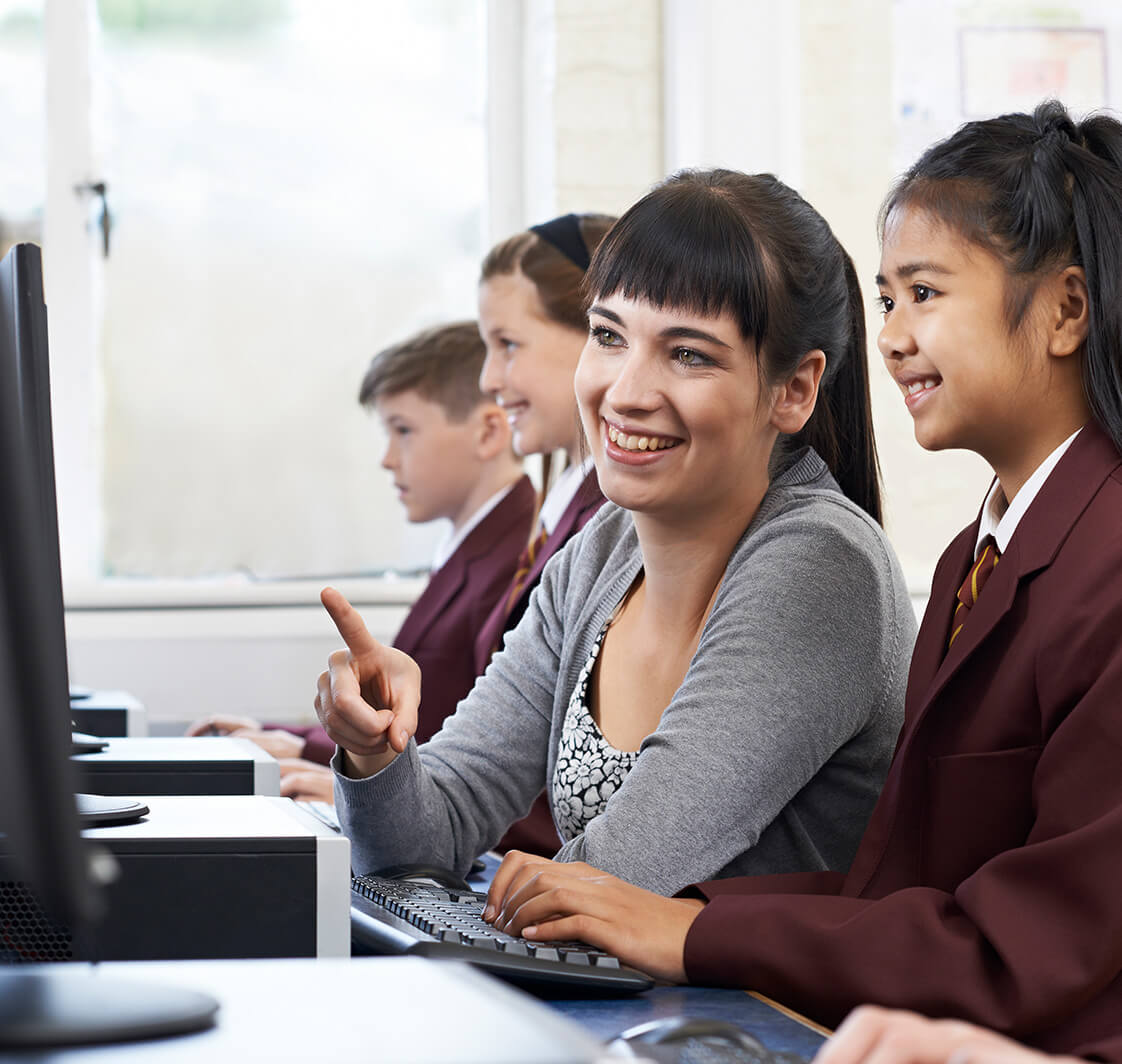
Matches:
[20,0,489,583]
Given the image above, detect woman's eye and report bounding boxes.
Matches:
[876,294,894,315]
[591,326,623,347]
[913,284,936,303]
[672,347,711,367]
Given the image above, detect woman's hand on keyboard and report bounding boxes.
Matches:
[315,586,421,778]
[482,850,705,983]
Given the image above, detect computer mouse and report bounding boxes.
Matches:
[374,864,475,892]
[607,1015,807,1064]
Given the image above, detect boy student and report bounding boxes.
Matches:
[189,321,535,799]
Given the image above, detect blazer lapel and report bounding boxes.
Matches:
[903,522,977,713]
[847,424,1121,897]
[509,470,603,615]
[393,550,468,653]
[903,422,1122,740]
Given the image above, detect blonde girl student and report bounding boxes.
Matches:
[474,213,615,855]
[314,169,914,899]
[485,102,1122,1063]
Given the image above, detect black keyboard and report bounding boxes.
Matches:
[350,873,653,993]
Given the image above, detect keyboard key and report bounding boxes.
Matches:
[560,950,591,965]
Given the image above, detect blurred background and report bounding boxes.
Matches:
[2,0,1117,725]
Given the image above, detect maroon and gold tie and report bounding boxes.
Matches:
[948,535,1000,650]
[490,524,549,656]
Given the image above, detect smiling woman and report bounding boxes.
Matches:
[315,169,916,899]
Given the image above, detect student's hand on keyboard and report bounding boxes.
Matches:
[185,712,261,737]
[186,714,307,759]
[279,758,336,802]
[316,587,421,778]
[482,849,705,984]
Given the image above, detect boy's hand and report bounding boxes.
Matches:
[279,759,336,803]
[315,587,421,778]
[185,713,261,736]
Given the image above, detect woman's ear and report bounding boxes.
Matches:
[1047,265,1089,358]
[770,350,826,435]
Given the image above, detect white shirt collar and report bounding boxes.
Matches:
[537,456,595,534]
[430,482,518,572]
[975,427,1083,558]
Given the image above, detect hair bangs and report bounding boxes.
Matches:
[584,179,773,347]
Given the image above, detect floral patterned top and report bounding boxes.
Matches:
[552,605,639,842]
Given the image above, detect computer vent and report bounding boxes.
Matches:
[0,880,74,963]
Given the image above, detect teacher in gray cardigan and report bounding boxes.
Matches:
[315,169,916,898]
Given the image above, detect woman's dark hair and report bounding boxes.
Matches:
[881,99,1122,452]
[584,169,882,523]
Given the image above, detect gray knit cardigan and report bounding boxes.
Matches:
[334,449,915,897]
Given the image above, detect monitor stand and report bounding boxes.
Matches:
[0,970,218,1047]
[74,793,149,827]
[71,730,109,754]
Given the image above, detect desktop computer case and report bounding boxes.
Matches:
[0,797,349,962]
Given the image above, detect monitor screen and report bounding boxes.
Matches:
[0,244,216,1046]
[0,242,92,930]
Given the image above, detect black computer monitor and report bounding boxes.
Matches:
[0,244,217,1046]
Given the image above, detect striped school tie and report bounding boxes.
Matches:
[490,525,549,655]
[948,535,1000,650]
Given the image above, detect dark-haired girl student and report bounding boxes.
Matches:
[314,169,915,898]
[485,101,1122,1062]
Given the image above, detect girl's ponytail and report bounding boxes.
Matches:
[1063,113,1122,449]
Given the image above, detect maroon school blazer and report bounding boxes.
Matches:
[474,468,605,858]
[683,423,1122,1062]
[278,475,536,763]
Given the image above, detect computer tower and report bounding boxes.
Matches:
[0,796,350,962]
[72,737,280,796]
[69,688,147,737]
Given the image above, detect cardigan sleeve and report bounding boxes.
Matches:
[552,500,912,897]
[332,539,574,879]
[682,582,1122,1044]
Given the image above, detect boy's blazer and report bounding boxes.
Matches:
[395,474,536,745]
[293,475,536,763]
[683,423,1122,1062]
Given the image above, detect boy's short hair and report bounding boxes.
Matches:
[358,321,488,422]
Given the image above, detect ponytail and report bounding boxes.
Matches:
[785,252,882,524]
[1064,114,1122,449]
[883,99,1122,453]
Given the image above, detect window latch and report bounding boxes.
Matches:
[74,180,112,259]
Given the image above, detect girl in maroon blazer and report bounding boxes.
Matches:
[482,102,1122,1062]
[476,213,616,856]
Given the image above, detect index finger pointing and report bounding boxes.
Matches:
[321,587,378,654]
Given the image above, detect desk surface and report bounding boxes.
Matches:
[549,986,826,1058]
[1,958,603,1063]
